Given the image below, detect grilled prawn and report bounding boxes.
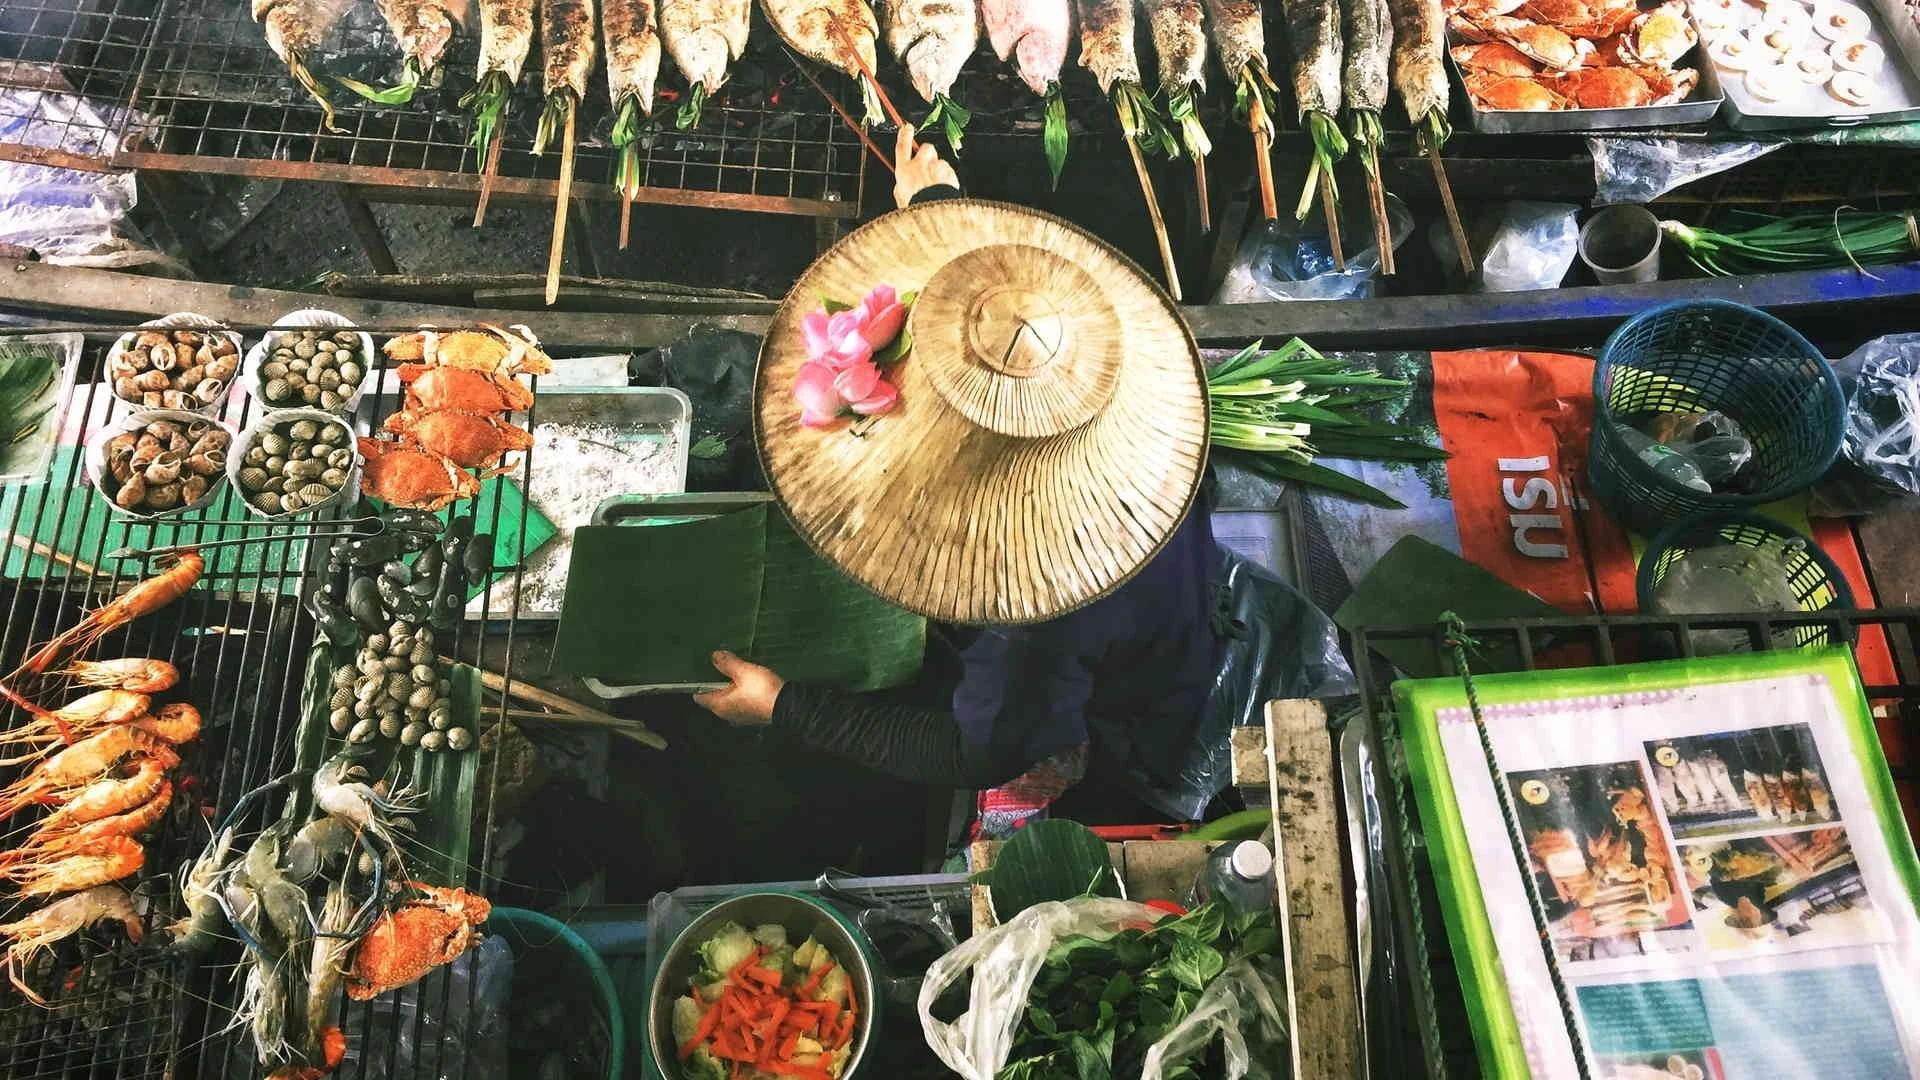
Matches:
[59,658,178,694]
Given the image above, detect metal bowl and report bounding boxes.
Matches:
[648,891,879,1080]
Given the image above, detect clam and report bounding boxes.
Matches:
[250,491,284,514]
[264,378,290,402]
[288,420,319,441]
[299,482,334,504]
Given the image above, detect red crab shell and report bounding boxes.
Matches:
[357,438,482,512]
[345,883,491,1001]
[382,409,534,469]
[400,365,535,413]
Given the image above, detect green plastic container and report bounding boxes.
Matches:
[489,907,626,1080]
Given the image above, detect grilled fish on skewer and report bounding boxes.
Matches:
[539,0,598,126]
[254,0,351,132]
[342,0,474,103]
[1389,0,1450,147]
[1203,0,1279,216]
[1343,0,1394,268]
[882,0,977,149]
[764,0,883,122]
[459,0,536,161]
[1280,0,1348,220]
[1076,0,1175,157]
[659,0,751,127]
[981,0,1071,182]
[605,0,663,208]
[1151,0,1212,161]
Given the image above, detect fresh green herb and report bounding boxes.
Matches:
[924,93,972,154]
[1348,109,1383,176]
[820,295,853,314]
[1416,107,1451,156]
[460,71,512,157]
[286,53,341,133]
[339,56,427,105]
[688,434,728,460]
[1112,82,1177,160]
[1296,111,1348,222]
[1043,85,1070,189]
[676,82,710,130]
[1166,86,1211,160]
[1662,209,1920,276]
[610,94,647,200]
[532,91,577,156]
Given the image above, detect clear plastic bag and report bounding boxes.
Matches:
[1476,202,1580,293]
[1587,137,1779,206]
[1214,195,1415,303]
[1139,957,1292,1080]
[340,934,513,1080]
[1810,333,1920,515]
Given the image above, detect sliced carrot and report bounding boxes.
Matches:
[756,999,791,1063]
[797,964,830,999]
[677,1000,724,1060]
[778,1030,802,1060]
[833,1010,856,1049]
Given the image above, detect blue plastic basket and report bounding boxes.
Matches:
[1636,513,1854,649]
[1588,300,1844,534]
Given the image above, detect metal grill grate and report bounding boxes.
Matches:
[0,0,160,169]
[0,322,541,1080]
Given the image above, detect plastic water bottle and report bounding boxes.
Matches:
[1615,425,1712,492]
[1190,840,1275,914]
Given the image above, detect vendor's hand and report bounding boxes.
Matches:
[693,650,784,725]
[893,124,959,209]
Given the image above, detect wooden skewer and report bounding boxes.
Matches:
[1194,153,1211,234]
[1365,143,1394,276]
[1319,169,1345,272]
[1124,131,1182,301]
[789,55,896,174]
[473,122,506,228]
[1252,127,1278,222]
[831,21,904,131]
[470,665,669,749]
[545,104,578,306]
[503,708,664,749]
[1430,143,1474,275]
[619,195,633,250]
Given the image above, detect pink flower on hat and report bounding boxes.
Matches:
[792,285,911,426]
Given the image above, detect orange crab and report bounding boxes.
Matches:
[1519,0,1639,37]
[1465,71,1572,109]
[344,883,490,1001]
[1467,13,1593,68]
[383,325,554,376]
[400,365,535,413]
[1453,40,1543,75]
[1624,0,1696,67]
[357,438,484,511]
[383,409,535,469]
[1548,65,1658,106]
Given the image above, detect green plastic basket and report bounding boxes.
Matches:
[1588,300,1844,534]
[488,907,626,1080]
[1636,512,1854,649]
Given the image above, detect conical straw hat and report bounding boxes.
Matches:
[755,199,1208,625]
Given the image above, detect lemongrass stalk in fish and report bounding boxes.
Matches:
[1150,0,1212,162]
[981,0,1071,183]
[883,0,976,151]
[460,0,536,158]
[253,0,351,132]
[1203,0,1279,140]
[340,0,474,104]
[659,0,750,128]
[605,0,663,199]
[1075,0,1176,159]
[533,0,597,155]
[764,0,884,123]
[1279,0,1348,219]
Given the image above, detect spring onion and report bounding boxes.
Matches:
[1661,209,1920,277]
[1208,337,1443,508]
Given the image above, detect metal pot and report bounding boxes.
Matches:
[648,891,879,1079]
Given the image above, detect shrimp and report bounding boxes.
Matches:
[11,551,204,679]
[0,690,151,757]
[0,780,172,870]
[168,824,237,953]
[58,658,179,694]
[313,748,422,852]
[0,728,178,823]
[0,885,141,1005]
[39,757,169,830]
[5,835,145,896]
[132,701,201,745]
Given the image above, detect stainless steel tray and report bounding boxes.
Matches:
[1451,39,1724,132]
[1708,0,1920,130]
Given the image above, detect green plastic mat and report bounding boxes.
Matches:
[553,503,926,691]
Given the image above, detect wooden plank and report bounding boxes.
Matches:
[1267,699,1362,1080]
[1232,725,1269,787]
[0,262,771,348]
[1121,840,1214,904]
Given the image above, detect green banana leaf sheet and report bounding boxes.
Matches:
[553,503,926,691]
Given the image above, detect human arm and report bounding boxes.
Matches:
[893,124,960,208]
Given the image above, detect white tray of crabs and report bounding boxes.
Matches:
[1692,0,1920,127]
[1448,0,1723,129]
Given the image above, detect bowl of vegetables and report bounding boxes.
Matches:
[649,892,877,1080]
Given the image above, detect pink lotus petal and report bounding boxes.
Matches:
[824,337,874,371]
[799,405,842,429]
[860,285,897,316]
[863,300,906,350]
[834,359,881,403]
[801,309,831,359]
[849,378,899,415]
[793,361,842,420]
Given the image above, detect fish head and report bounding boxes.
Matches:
[1013,33,1065,94]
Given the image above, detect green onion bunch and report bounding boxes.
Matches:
[1661,209,1919,277]
[1209,337,1445,508]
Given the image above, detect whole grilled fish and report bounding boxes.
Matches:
[1387,0,1447,130]
[1200,0,1264,82]
[253,0,350,128]
[1149,0,1208,92]
[882,0,976,103]
[1343,0,1391,113]
[982,0,1069,94]
[659,0,750,94]
[605,0,663,112]
[477,0,538,81]
[1074,0,1140,92]
[764,0,879,83]
[1280,0,1342,116]
[376,0,472,73]
[541,0,598,99]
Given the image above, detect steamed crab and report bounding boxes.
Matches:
[344,882,491,1001]
[382,324,555,376]
[357,438,484,511]
[381,409,533,470]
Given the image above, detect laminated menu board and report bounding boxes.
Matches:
[1396,649,1920,1078]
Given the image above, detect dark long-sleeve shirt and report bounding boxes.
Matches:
[772,509,1221,788]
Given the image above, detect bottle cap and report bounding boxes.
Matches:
[1230,840,1273,880]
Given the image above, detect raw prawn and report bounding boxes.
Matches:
[39,756,170,829]
[4,835,145,896]
[0,885,141,1005]
[168,824,237,953]
[132,701,202,745]
[313,748,424,853]
[0,727,178,823]
[0,689,150,757]
[10,551,203,680]
[0,780,171,870]
[58,658,179,694]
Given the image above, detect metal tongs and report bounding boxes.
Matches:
[104,515,387,562]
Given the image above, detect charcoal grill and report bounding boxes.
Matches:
[0,321,542,1080]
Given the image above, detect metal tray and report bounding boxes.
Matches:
[1451,39,1724,132]
[1707,0,1920,130]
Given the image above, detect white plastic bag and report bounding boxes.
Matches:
[1140,958,1291,1080]
[917,898,1156,1080]
[1477,201,1581,293]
